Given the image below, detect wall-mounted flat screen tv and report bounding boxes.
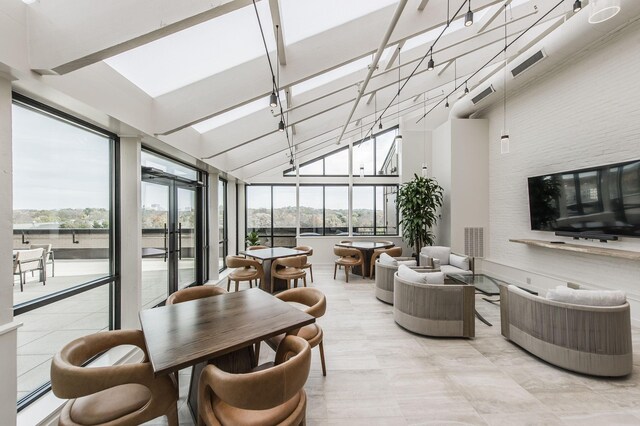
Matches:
[527,159,640,238]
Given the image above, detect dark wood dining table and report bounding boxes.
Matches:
[139,288,315,421]
[242,247,308,292]
[336,241,395,277]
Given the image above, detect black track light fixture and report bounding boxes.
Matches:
[379,121,383,130]
[427,52,435,71]
[445,97,449,109]
[464,82,469,94]
[573,0,582,12]
[278,119,285,132]
[269,91,277,108]
[465,1,474,26]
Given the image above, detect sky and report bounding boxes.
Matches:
[12,104,111,210]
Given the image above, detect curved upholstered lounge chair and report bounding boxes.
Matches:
[500,285,632,377]
[374,258,434,304]
[393,272,475,338]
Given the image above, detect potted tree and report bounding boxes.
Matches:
[396,173,444,264]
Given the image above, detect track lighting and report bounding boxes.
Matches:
[379,121,383,130]
[464,83,469,94]
[269,91,278,108]
[445,98,449,108]
[278,119,285,132]
[427,53,435,71]
[465,1,474,26]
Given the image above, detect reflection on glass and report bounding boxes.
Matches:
[300,186,323,234]
[352,186,374,234]
[377,186,397,235]
[247,186,272,246]
[352,139,374,176]
[177,188,196,288]
[141,151,198,180]
[141,182,169,308]
[12,103,112,306]
[16,284,109,402]
[273,186,297,236]
[325,186,349,235]
[324,148,349,175]
[376,131,397,175]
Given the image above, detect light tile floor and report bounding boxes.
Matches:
[145,264,640,425]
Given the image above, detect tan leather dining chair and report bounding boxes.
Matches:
[271,255,307,293]
[198,335,311,426]
[333,246,363,283]
[50,329,178,426]
[167,285,227,305]
[294,245,314,282]
[267,287,328,376]
[226,255,264,292]
[370,246,402,279]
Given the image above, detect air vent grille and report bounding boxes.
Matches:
[464,227,484,258]
[511,50,546,77]
[471,86,495,105]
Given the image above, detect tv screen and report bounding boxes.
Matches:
[527,159,640,238]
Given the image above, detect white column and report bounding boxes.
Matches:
[118,137,142,329]
[237,183,246,252]
[208,173,219,282]
[0,75,18,425]
[227,181,237,257]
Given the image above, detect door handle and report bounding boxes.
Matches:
[163,223,168,262]
[178,222,182,260]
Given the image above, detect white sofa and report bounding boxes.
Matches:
[419,246,473,275]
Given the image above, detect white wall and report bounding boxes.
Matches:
[432,122,452,247]
[478,19,640,321]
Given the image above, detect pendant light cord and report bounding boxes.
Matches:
[503,3,508,134]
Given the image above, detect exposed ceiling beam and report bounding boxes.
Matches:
[437,60,454,76]
[268,0,287,65]
[384,40,406,70]
[335,0,409,145]
[478,1,512,34]
[418,0,431,12]
[29,0,251,75]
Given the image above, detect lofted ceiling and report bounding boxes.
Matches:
[9,0,632,181]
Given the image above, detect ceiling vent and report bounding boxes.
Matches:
[471,85,495,105]
[511,49,546,78]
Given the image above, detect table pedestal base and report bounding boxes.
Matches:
[187,345,256,422]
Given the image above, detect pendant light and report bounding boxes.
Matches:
[464,82,469,95]
[278,119,285,132]
[573,0,582,12]
[359,120,365,177]
[465,0,474,26]
[395,47,403,142]
[269,91,277,108]
[589,0,621,24]
[445,97,449,109]
[427,50,435,71]
[501,4,510,154]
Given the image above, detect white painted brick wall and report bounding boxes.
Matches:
[479,19,640,320]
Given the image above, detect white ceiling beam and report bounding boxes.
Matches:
[437,60,454,76]
[478,1,512,34]
[268,0,287,66]
[418,0,431,12]
[29,0,251,75]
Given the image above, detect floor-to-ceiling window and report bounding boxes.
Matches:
[218,178,227,271]
[140,150,206,308]
[12,95,118,409]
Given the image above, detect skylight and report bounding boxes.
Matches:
[280,0,398,45]
[292,46,394,96]
[192,95,276,134]
[105,2,275,97]
[404,8,490,52]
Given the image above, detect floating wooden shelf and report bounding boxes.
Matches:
[509,239,640,261]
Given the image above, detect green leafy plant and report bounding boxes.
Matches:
[245,231,261,247]
[397,173,444,258]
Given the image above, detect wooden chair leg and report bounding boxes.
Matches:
[166,402,178,426]
[333,263,337,279]
[370,261,375,280]
[345,266,349,283]
[310,265,314,282]
[254,341,261,365]
[271,276,275,293]
[319,340,327,377]
[235,280,239,292]
[303,276,307,287]
[227,277,231,292]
